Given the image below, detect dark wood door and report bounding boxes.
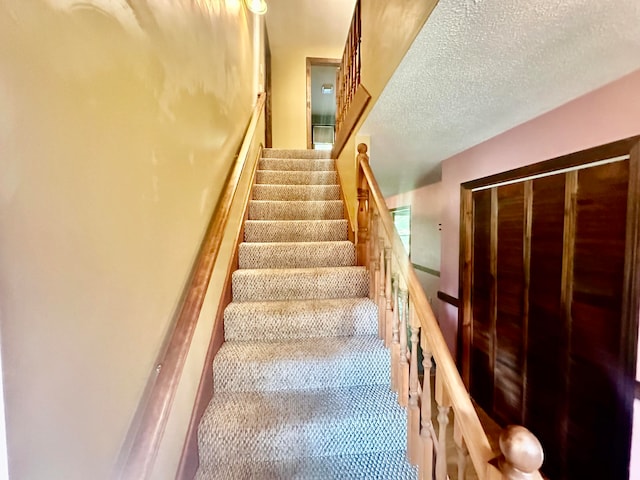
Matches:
[462,139,640,480]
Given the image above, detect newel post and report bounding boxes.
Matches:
[356,143,370,266]
[499,426,544,480]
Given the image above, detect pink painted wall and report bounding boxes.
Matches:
[386,182,442,312]
[439,68,640,477]
[439,67,640,354]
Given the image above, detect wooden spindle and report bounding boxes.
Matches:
[368,210,379,299]
[384,247,393,347]
[407,306,421,464]
[420,333,434,480]
[356,144,369,267]
[499,426,544,480]
[377,239,386,339]
[390,274,400,393]
[454,416,469,480]
[435,370,450,480]
[398,285,409,407]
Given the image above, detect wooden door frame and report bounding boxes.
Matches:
[264,25,272,148]
[458,135,640,471]
[306,57,340,149]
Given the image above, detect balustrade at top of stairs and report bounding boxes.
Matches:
[195,148,418,479]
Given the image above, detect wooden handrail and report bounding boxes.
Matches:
[437,290,459,308]
[118,93,267,480]
[356,143,544,480]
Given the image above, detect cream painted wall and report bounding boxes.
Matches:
[266,0,356,149]
[150,112,266,480]
[271,48,343,149]
[0,1,258,478]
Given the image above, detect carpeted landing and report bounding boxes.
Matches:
[196,148,417,479]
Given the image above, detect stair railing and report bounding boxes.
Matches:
[355,143,545,480]
[336,0,361,138]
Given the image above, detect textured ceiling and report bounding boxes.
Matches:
[360,0,640,196]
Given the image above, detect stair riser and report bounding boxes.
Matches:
[256,170,338,185]
[214,349,390,392]
[238,242,355,269]
[259,158,335,171]
[199,416,407,465]
[244,220,348,242]
[262,148,332,159]
[252,184,341,201]
[232,268,369,302]
[224,299,377,341]
[249,200,344,221]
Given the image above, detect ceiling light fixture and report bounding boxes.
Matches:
[245,0,267,15]
[321,84,334,94]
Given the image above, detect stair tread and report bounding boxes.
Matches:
[231,266,369,302]
[256,170,338,185]
[233,265,366,275]
[259,158,335,171]
[249,199,344,221]
[224,297,377,340]
[262,148,332,159]
[213,335,388,392]
[244,219,348,242]
[196,450,417,480]
[240,240,353,246]
[216,335,386,371]
[198,384,408,463]
[238,241,355,269]
[252,184,341,201]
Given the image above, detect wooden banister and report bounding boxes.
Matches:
[118,93,267,480]
[355,143,544,480]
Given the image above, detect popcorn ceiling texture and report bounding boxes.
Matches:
[196,148,416,479]
[361,0,640,195]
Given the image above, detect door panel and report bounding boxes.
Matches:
[526,173,568,479]
[494,183,526,425]
[463,143,639,480]
[471,189,494,411]
[567,161,629,479]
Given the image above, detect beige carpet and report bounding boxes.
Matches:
[196,148,417,479]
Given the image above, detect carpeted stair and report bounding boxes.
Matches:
[196,148,417,479]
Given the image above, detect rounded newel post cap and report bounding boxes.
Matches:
[357,143,368,155]
[499,425,544,477]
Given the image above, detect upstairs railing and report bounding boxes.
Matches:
[355,144,545,480]
[336,0,361,138]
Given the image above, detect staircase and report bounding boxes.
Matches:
[195,149,418,479]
